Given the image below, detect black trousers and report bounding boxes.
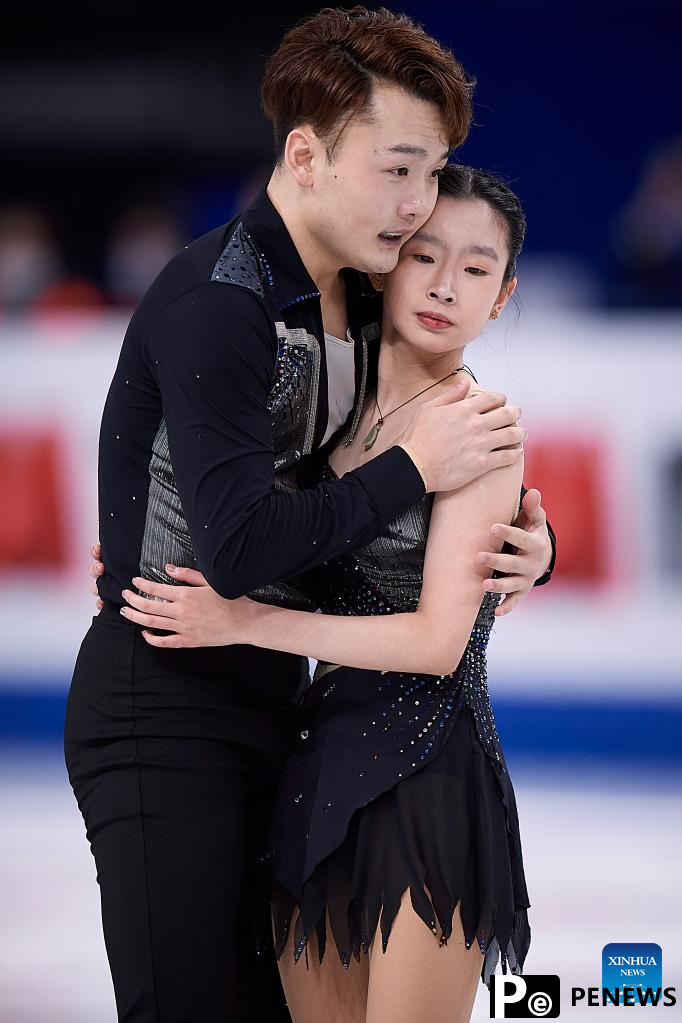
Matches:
[64,602,307,1022]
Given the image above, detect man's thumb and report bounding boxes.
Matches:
[426,372,471,405]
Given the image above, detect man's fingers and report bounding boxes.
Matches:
[491,425,526,450]
[426,374,471,404]
[494,593,521,617]
[483,575,526,595]
[521,488,546,523]
[486,447,524,472]
[96,600,104,611]
[477,552,525,575]
[91,543,102,559]
[89,562,104,578]
[490,523,541,549]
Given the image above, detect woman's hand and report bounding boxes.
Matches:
[89,542,105,610]
[476,488,553,617]
[119,565,258,648]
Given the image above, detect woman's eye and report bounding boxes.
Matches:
[414,254,434,264]
[431,166,447,178]
[465,266,488,276]
[389,167,409,176]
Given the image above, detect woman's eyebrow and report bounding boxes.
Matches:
[465,244,499,261]
[411,230,444,248]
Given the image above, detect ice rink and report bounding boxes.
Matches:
[1,745,679,1022]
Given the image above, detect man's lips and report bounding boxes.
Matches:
[378,230,406,245]
[416,311,454,329]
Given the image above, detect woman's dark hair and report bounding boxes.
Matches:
[437,165,526,282]
[261,6,474,161]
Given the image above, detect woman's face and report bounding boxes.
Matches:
[379,195,516,354]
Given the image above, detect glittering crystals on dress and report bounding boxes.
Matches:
[310,462,507,773]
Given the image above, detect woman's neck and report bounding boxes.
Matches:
[374,325,465,413]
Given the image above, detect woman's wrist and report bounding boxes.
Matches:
[232,596,267,646]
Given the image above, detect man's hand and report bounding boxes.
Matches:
[89,542,104,610]
[400,373,527,493]
[476,488,552,617]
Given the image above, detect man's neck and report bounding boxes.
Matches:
[266,175,344,301]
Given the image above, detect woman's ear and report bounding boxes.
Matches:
[368,273,384,293]
[490,276,517,319]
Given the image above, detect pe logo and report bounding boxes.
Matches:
[602,943,662,1005]
[490,975,560,1018]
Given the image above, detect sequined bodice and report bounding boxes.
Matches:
[310,461,506,771]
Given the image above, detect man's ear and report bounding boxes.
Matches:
[368,273,384,292]
[283,126,319,188]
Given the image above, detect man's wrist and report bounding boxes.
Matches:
[396,442,429,491]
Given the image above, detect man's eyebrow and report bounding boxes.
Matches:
[385,144,451,161]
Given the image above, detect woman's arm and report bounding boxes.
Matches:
[240,453,524,675]
[123,449,524,676]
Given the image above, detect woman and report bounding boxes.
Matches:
[122,165,534,1023]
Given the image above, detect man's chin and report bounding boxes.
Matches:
[358,249,400,275]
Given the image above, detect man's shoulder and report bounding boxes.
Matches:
[136,214,281,321]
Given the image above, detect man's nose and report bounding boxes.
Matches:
[398,194,428,219]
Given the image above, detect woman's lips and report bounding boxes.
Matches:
[416,312,453,330]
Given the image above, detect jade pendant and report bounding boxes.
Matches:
[362,419,383,450]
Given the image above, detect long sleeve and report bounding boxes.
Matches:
[149,280,425,599]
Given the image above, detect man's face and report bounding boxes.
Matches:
[306,83,450,274]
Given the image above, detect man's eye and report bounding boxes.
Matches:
[432,166,447,178]
[414,254,434,264]
[389,167,409,176]
[465,266,488,276]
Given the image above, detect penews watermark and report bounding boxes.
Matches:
[490,975,560,1018]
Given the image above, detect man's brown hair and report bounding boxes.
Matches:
[261,6,474,162]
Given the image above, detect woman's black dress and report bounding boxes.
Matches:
[258,462,531,990]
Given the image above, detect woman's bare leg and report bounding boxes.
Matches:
[275,908,369,1023]
[365,891,483,1023]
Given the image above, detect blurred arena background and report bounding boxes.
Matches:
[1,2,680,1019]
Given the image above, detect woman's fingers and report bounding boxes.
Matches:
[140,631,184,648]
[119,605,177,630]
[122,589,176,618]
[130,577,178,602]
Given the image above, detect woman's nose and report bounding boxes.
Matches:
[428,285,455,304]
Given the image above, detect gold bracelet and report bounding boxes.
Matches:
[397,442,429,491]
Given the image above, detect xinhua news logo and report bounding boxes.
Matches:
[570,942,677,1008]
[490,975,560,1018]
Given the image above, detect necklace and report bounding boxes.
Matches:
[362,366,467,451]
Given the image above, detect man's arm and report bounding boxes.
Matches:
[148,281,426,599]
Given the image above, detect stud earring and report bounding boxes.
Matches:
[489,308,499,320]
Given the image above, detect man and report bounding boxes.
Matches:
[68,8,556,1022]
